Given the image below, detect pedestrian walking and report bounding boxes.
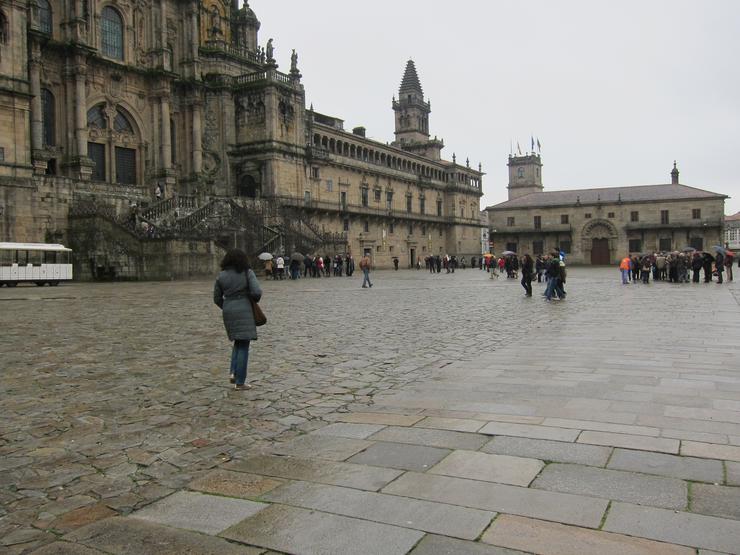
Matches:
[213,249,263,391]
[715,251,725,284]
[360,254,373,288]
[521,254,534,296]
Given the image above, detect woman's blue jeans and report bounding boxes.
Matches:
[230,340,250,385]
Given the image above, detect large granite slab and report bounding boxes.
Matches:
[270,435,371,461]
[603,502,740,553]
[220,504,424,555]
[62,517,263,554]
[429,450,544,487]
[482,514,694,555]
[347,441,450,471]
[130,491,267,535]
[690,483,740,519]
[482,436,611,466]
[382,471,607,528]
[263,480,494,540]
[607,449,723,483]
[577,431,679,454]
[478,422,580,442]
[224,454,402,491]
[367,426,488,450]
[531,463,687,510]
[311,423,386,439]
[410,534,527,555]
[188,469,284,499]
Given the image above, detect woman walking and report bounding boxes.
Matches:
[213,249,263,390]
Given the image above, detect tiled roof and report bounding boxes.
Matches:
[726,211,740,221]
[487,184,727,210]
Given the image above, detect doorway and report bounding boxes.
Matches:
[409,248,416,268]
[591,238,610,265]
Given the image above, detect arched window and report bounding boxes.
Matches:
[113,108,134,134]
[41,88,55,146]
[101,7,123,60]
[38,0,52,34]
[87,104,107,129]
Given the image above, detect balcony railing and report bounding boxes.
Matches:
[492,224,573,235]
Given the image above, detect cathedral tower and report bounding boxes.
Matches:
[392,60,443,160]
[507,154,543,200]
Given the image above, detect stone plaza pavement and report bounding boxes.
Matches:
[1,267,740,554]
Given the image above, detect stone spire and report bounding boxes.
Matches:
[671,160,679,185]
[399,59,423,98]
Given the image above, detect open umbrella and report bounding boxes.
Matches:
[290,252,304,261]
[258,252,273,261]
[501,251,516,256]
[713,245,728,256]
[680,246,696,253]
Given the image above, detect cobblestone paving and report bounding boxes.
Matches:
[1,268,739,554]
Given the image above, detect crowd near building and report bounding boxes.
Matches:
[0,0,482,277]
[486,156,728,265]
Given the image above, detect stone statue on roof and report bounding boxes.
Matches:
[290,49,298,73]
[266,38,274,62]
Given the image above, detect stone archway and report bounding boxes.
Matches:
[581,219,618,265]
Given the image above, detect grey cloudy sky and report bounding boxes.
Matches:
[254,1,740,215]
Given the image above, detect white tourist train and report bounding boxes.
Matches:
[0,242,73,287]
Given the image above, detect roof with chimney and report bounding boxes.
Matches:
[399,59,423,96]
[487,184,727,211]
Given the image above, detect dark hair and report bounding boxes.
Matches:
[220,249,250,273]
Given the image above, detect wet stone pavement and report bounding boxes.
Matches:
[1,267,739,554]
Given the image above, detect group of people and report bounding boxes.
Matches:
[619,249,735,285]
[518,252,567,300]
[263,254,356,280]
[424,255,463,273]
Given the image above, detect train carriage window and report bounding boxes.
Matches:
[29,251,43,266]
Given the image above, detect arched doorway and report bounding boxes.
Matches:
[591,238,610,264]
[581,220,618,265]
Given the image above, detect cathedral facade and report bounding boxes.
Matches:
[0,0,482,276]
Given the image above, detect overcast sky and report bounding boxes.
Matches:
[254,0,740,215]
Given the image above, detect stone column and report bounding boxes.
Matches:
[192,101,202,174]
[74,68,87,158]
[160,96,172,170]
[29,56,43,152]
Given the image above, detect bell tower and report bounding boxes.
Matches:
[507,154,543,200]
[392,60,443,160]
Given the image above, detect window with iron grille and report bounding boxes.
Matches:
[374,189,381,202]
[506,242,517,252]
[115,146,136,184]
[533,215,541,229]
[101,7,124,60]
[87,104,107,129]
[689,237,704,251]
[607,212,615,218]
[41,88,55,146]
[38,0,52,34]
[363,220,369,233]
[506,216,515,226]
[584,213,592,219]
[533,240,543,255]
[114,109,134,134]
[659,237,672,251]
[628,239,642,253]
[386,191,393,209]
[630,211,639,222]
[561,214,569,224]
[692,208,701,219]
[361,188,369,207]
[88,142,106,181]
[660,210,669,224]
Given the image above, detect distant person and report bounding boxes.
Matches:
[275,255,285,279]
[360,254,373,288]
[393,257,399,271]
[213,249,263,391]
[715,251,724,284]
[619,255,631,284]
